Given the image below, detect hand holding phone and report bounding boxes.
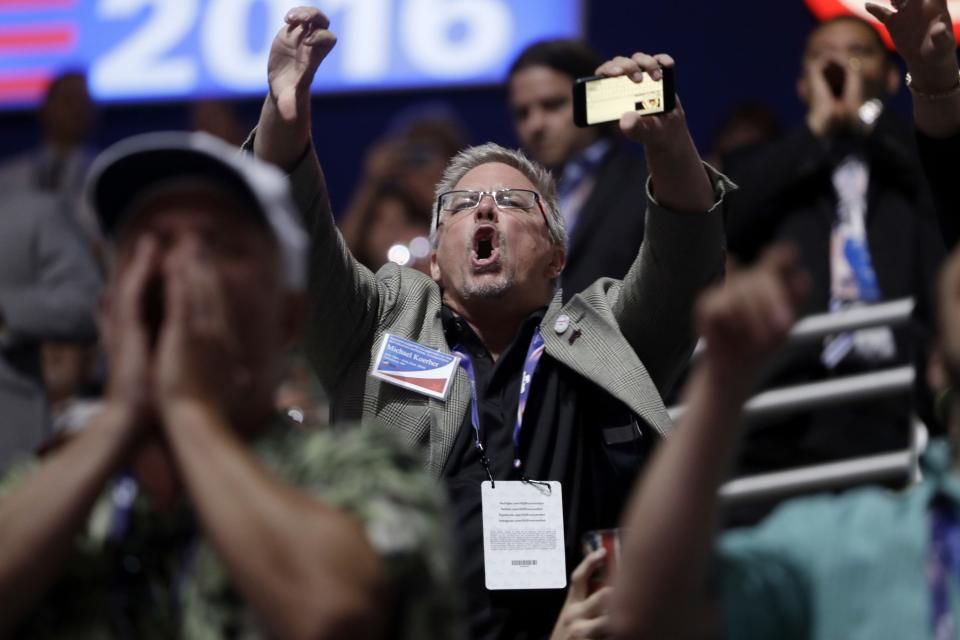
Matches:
[573,62,675,127]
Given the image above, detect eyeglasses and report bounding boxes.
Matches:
[436,189,547,226]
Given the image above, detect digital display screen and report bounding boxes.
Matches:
[585,74,664,125]
[0,0,581,110]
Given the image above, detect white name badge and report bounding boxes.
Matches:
[481,480,566,590]
[370,333,460,401]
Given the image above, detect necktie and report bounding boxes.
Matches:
[821,155,896,369]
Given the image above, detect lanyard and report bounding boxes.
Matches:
[108,473,203,631]
[110,473,139,542]
[929,500,960,639]
[453,326,546,486]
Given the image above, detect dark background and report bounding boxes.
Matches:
[0,1,912,214]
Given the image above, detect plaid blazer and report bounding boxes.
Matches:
[288,145,729,477]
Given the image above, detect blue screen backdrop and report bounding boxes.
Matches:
[0,0,581,109]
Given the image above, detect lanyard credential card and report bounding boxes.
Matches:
[455,326,567,589]
[481,479,566,590]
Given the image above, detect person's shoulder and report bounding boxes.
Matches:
[258,419,436,505]
[372,262,443,325]
[592,143,647,187]
[274,422,463,638]
[722,484,920,561]
[0,150,36,177]
[300,421,426,471]
[0,189,62,221]
[374,261,437,292]
[562,277,623,311]
[772,485,913,527]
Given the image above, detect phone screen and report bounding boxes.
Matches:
[584,74,665,125]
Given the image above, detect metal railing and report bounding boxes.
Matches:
[719,450,914,505]
[689,297,915,359]
[668,366,915,424]
[667,298,926,504]
[718,418,928,506]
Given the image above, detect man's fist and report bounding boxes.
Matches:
[695,245,811,375]
[268,7,337,122]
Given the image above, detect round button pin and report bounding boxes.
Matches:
[554,315,570,334]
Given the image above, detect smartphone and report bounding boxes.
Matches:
[573,68,675,127]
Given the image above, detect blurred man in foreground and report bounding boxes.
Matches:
[612,242,960,638]
[0,132,460,639]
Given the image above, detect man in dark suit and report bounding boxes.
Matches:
[507,40,649,299]
[722,15,946,475]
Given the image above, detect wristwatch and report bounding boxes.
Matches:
[905,71,960,99]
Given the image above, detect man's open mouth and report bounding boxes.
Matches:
[471,225,501,270]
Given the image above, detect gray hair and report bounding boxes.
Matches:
[430,142,565,248]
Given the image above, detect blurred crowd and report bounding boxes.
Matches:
[0,1,958,638]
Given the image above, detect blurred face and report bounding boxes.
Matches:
[110,188,295,415]
[430,162,564,311]
[800,20,896,102]
[42,74,95,147]
[363,196,430,273]
[509,65,599,170]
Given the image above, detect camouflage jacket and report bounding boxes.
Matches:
[2,417,463,639]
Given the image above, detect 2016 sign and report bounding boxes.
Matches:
[0,0,580,108]
[805,0,960,46]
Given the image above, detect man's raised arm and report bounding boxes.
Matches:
[253,8,335,171]
[597,54,715,215]
[599,53,729,392]
[252,8,385,392]
[611,247,809,639]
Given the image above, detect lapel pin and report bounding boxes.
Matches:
[568,329,582,345]
[554,315,570,334]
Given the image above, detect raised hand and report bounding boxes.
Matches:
[268,7,338,123]
[866,0,958,92]
[593,51,715,213]
[102,235,160,426]
[594,53,687,149]
[804,55,869,136]
[154,238,241,418]
[695,245,810,378]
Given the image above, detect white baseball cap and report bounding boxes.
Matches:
[86,131,308,290]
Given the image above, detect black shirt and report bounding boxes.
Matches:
[440,306,652,640]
